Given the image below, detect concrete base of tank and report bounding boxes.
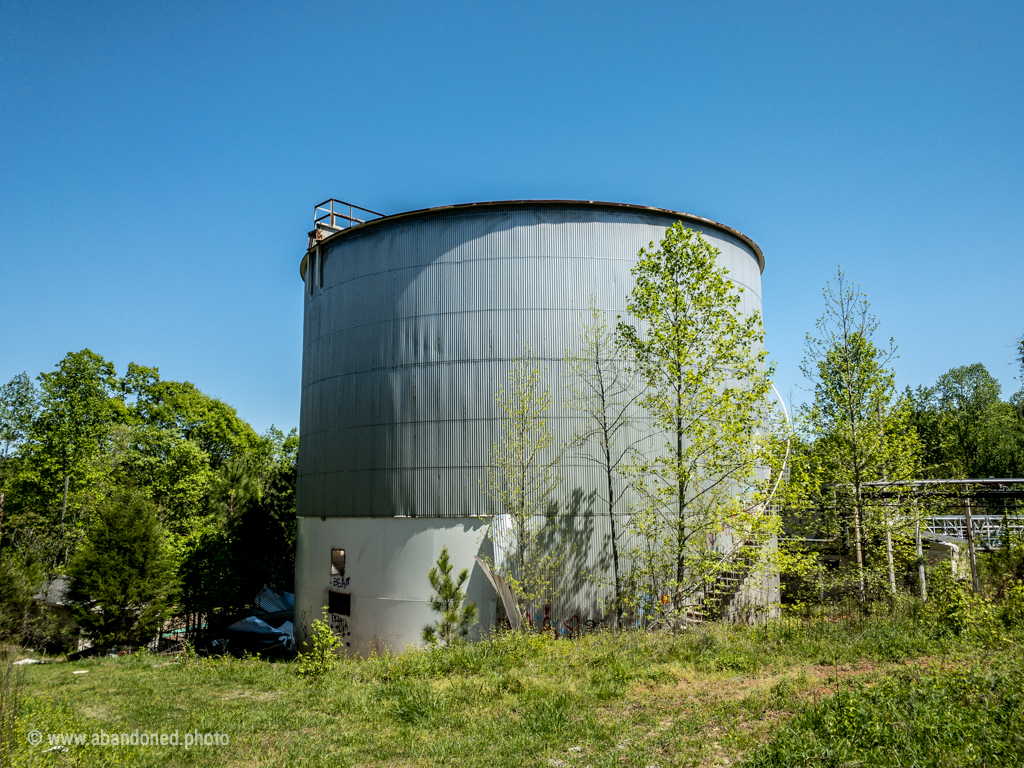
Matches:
[293,516,496,656]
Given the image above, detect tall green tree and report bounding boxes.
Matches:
[7,351,125,569]
[175,428,298,617]
[1,348,299,642]
[1015,331,1024,474]
[904,385,955,478]
[0,374,37,462]
[799,269,920,597]
[1017,330,1024,384]
[934,364,1016,478]
[33,350,124,486]
[222,432,298,599]
[66,488,173,648]
[0,373,38,551]
[905,364,1023,480]
[616,223,774,604]
[124,372,262,467]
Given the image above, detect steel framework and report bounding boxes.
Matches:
[306,199,384,248]
[860,479,1024,550]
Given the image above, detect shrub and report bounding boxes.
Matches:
[0,557,33,644]
[926,568,979,637]
[999,580,1024,628]
[297,609,340,679]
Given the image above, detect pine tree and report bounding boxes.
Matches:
[422,547,477,647]
[66,488,173,649]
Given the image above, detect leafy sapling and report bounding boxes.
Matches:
[297,608,340,679]
[422,547,478,647]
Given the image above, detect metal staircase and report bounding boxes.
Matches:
[656,539,772,628]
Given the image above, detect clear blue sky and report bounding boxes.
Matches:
[2,1,1021,432]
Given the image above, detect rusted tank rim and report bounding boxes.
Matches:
[299,199,764,279]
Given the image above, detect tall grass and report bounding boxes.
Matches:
[0,648,22,768]
[10,601,1024,767]
[745,653,1024,767]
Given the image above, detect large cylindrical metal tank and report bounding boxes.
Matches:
[294,200,765,653]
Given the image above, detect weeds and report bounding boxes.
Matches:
[745,655,1024,767]
[998,580,1024,628]
[0,648,22,768]
[296,609,339,680]
[177,640,200,665]
[6,606,1024,767]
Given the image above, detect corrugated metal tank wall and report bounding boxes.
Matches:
[298,202,763,523]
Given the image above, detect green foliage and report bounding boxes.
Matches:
[923,567,1003,643]
[795,269,922,597]
[172,430,297,618]
[1000,581,1024,628]
[121,368,263,466]
[0,350,298,655]
[483,352,567,608]
[178,639,200,664]
[907,363,1024,479]
[979,531,1024,599]
[0,556,33,643]
[226,455,297,596]
[0,557,73,651]
[746,659,1024,768]
[209,457,260,524]
[0,373,37,461]
[33,351,124,485]
[297,609,340,679]
[935,364,1010,476]
[422,547,478,647]
[615,222,775,606]
[1018,329,1024,382]
[2,351,126,571]
[2,349,285,552]
[65,488,174,648]
[172,514,236,618]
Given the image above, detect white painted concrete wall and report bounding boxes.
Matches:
[294,516,495,655]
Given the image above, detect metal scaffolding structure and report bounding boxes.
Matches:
[860,478,1024,595]
[861,479,1024,551]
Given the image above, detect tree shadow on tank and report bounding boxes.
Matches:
[531,488,612,625]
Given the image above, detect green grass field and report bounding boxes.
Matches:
[9,611,1022,767]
